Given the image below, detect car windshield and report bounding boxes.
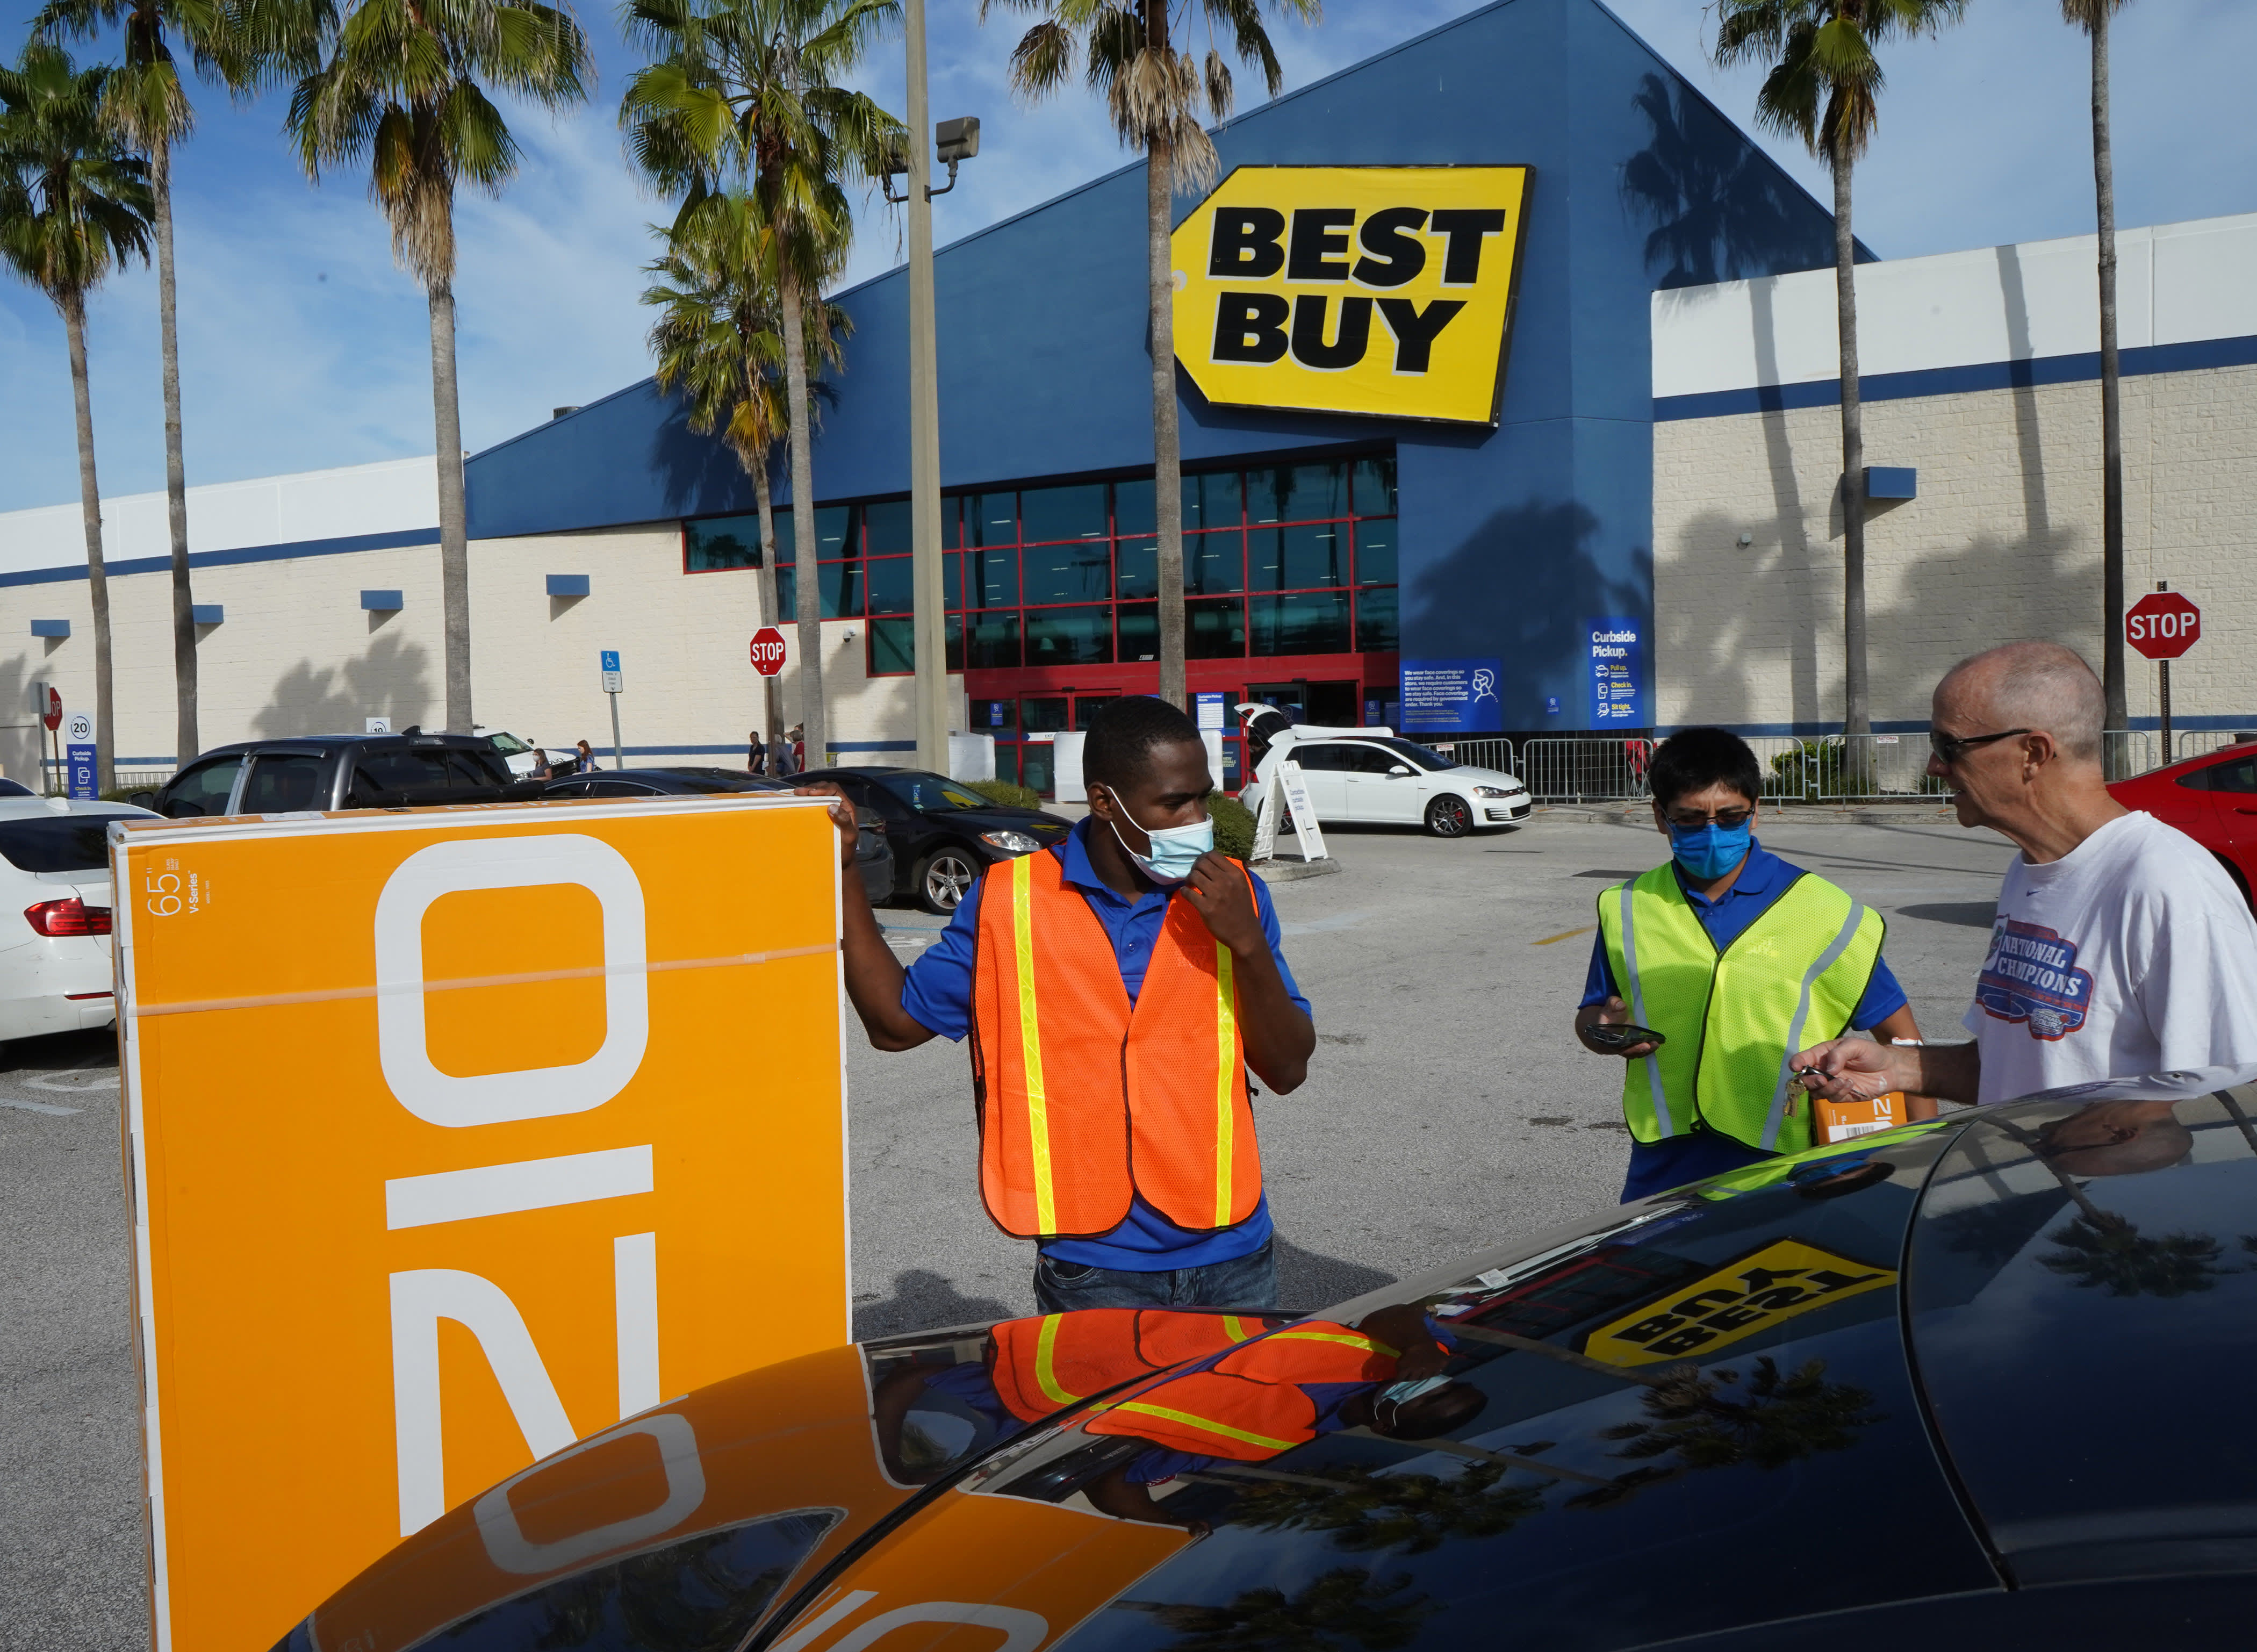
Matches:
[487,732,531,755]
[880,771,991,812]
[1367,736,1457,771]
[0,812,136,873]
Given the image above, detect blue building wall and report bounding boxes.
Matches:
[466,0,1845,731]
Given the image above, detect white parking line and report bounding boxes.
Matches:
[1,1096,81,1116]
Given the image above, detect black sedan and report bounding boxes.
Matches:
[280,1078,2257,1652]
[540,766,893,902]
[795,766,1072,913]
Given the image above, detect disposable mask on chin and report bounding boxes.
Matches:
[1670,819,1752,880]
[1103,789,1213,885]
[1374,1373,1453,1427]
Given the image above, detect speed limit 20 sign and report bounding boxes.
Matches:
[2126,591,2200,660]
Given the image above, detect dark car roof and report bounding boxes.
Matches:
[287,1084,2257,1652]
[188,732,495,758]
[797,767,1070,823]
[542,768,784,794]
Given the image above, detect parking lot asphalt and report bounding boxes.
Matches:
[0,807,2011,1649]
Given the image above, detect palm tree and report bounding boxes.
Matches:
[643,189,851,745]
[621,0,901,768]
[289,0,593,732]
[1714,0,1965,745]
[983,0,1320,714]
[2064,0,2132,770]
[0,41,154,796]
[2039,1215,2226,1298]
[33,0,310,771]
[1221,1459,1547,1554]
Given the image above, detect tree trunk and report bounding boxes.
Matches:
[751,451,784,744]
[154,139,199,767]
[428,262,473,732]
[2092,5,2127,770]
[1832,150,1868,744]
[1149,126,1186,714]
[780,272,826,764]
[64,297,116,795]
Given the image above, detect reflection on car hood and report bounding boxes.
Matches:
[924,806,1071,835]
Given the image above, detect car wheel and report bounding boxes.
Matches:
[916,847,982,914]
[1425,795,1473,838]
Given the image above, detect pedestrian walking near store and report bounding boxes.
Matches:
[1576,727,1930,1201]
[810,695,1315,1312]
[1798,642,2257,1106]
[788,724,806,773]
[747,729,767,775]
[574,739,599,773]
[771,730,796,779]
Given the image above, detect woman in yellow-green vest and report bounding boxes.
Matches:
[1574,728,1932,1202]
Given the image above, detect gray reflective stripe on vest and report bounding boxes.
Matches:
[1617,881,1674,1138]
[1758,900,1870,1151]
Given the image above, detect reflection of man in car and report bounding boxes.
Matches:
[1079,1305,1480,1532]
[2037,1098,2193,1177]
[871,1310,1283,1483]
[815,697,1315,1312]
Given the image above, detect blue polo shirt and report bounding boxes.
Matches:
[901,821,1311,1272]
[1579,839,1907,1028]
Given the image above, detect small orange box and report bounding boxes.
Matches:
[1814,1089,1908,1145]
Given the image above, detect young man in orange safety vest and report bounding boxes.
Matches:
[811,696,1316,1313]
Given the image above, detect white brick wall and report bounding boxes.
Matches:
[1654,360,2257,734]
[0,522,964,782]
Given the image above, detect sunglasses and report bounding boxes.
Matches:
[1929,728,2031,766]
[1664,807,1753,829]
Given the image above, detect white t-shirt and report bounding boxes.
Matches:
[1964,810,2257,1102]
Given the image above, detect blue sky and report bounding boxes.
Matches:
[3,0,2254,514]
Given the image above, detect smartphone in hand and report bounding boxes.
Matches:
[1586,1022,1666,1051]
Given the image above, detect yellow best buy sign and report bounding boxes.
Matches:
[1171,164,1531,426]
[1580,1239,1896,1368]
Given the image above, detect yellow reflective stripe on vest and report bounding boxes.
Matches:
[1756,898,1872,1151]
[1221,1316,1258,1342]
[1009,856,1057,1234]
[1112,1399,1298,1453]
[1213,943,1237,1227]
[1033,1313,1079,1406]
[1269,1330,1393,1356]
[1616,879,1675,1138]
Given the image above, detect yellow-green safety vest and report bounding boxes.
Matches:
[1597,864,1884,1155]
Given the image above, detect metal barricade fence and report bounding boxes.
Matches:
[1422,737,1515,776]
[2104,731,2161,777]
[41,762,174,796]
[1742,736,1810,800]
[1798,734,1950,803]
[2179,730,2256,762]
[1516,737,1657,802]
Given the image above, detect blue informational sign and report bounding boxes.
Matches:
[600,650,621,673]
[1400,657,1505,734]
[67,743,97,800]
[1587,617,1645,725]
[1544,695,1561,715]
[1194,691,1227,731]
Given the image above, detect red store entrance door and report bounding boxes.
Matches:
[1018,692,1119,798]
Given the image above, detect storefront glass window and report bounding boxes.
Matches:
[962,545,1018,609]
[815,505,853,556]
[1354,518,1396,585]
[685,515,763,572]
[863,499,912,555]
[1189,596,1247,658]
[1022,542,1111,605]
[1354,585,1398,652]
[1025,605,1114,665]
[1117,601,1158,662]
[868,615,964,676]
[967,493,1018,547]
[1251,590,1351,656]
[1248,461,1346,525]
[1115,538,1157,599]
[1187,530,1246,595]
[1018,483,1109,543]
[964,612,1022,669]
[865,555,913,615]
[1352,454,1398,516]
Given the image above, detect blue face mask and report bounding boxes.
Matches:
[1103,788,1213,885]
[1670,819,1752,880]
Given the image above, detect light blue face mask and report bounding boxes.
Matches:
[1374,1373,1453,1428]
[1103,788,1213,885]
[1670,819,1753,880]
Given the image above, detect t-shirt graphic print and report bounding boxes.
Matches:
[1973,919,2097,1040]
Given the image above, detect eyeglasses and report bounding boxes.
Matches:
[1929,728,2031,766]
[1664,807,1754,829]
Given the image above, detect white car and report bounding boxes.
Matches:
[475,728,571,777]
[1241,728,1533,838]
[0,794,157,1042]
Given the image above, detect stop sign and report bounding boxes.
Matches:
[2127,591,2201,660]
[749,626,788,676]
[40,685,61,732]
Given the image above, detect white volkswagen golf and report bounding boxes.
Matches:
[0,793,156,1043]
[1240,727,1533,838]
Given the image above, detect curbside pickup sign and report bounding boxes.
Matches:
[1172,165,1532,426]
[112,797,849,1652]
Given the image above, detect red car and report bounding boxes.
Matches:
[2108,737,2257,908]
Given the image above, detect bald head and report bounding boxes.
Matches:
[1938,642,2106,763]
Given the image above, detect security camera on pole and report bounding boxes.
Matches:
[882,2,977,777]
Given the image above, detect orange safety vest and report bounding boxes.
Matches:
[971,848,1262,1238]
[987,1310,1280,1424]
[1085,1321,1417,1462]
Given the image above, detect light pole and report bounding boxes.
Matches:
[884,0,978,777]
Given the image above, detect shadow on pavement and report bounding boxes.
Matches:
[1898,902,1997,929]
[853,1268,1015,1341]
[1276,1237,1397,1309]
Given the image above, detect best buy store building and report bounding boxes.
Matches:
[19,0,2246,789]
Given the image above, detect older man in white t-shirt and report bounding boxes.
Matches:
[1797,641,2257,1106]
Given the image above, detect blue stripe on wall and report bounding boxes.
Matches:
[0,526,442,588]
[1654,333,2257,422]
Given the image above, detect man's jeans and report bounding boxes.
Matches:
[1033,1237,1278,1313]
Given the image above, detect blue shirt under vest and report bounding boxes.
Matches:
[901,819,1311,1272]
